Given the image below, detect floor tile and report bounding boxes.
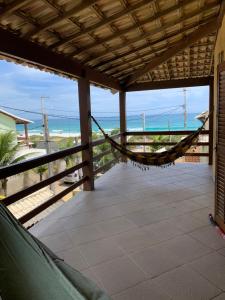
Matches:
[160,234,212,264]
[39,231,73,252]
[112,279,172,300]
[153,265,221,300]
[78,238,124,266]
[131,242,182,278]
[189,226,225,250]
[91,256,146,295]
[143,219,183,243]
[96,217,137,236]
[30,163,217,299]
[56,246,88,271]
[112,228,157,253]
[67,224,106,246]
[168,214,206,233]
[189,252,225,290]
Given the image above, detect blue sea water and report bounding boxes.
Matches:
[17,113,202,135]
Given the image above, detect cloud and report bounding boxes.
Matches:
[0,60,209,121]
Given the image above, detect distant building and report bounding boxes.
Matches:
[0,109,32,145]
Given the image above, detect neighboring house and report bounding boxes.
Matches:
[0,109,32,145]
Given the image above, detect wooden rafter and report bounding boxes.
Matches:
[90,2,132,69]
[67,1,217,57]
[154,1,171,80]
[26,1,98,38]
[109,49,214,77]
[48,0,154,50]
[0,28,122,91]
[0,0,30,19]
[84,6,218,67]
[92,18,215,71]
[122,0,154,79]
[118,62,212,80]
[124,19,219,86]
[126,77,211,91]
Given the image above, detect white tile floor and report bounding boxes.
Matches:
[30,163,225,300]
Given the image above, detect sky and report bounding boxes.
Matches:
[0,60,209,120]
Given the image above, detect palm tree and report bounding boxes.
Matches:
[150,135,170,152]
[59,138,78,168]
[34,165,48,181]
[0,131,31,196]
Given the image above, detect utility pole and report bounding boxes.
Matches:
[40,96,54,192]
[183,88,187,128]
[141,112,146,152]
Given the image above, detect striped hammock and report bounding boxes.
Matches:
[91,115,208,167]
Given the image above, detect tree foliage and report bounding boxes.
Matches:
[34,165,48,181]
[0,131,31,196]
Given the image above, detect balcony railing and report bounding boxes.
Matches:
[125,130,210,158]
[0,133,121,224]
[0,130,210,225]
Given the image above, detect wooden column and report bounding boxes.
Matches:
[78,77,94,191]
[209,78,214,165]
[119,91,127,162]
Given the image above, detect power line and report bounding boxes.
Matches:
[0,104,183,123]
[0,105,80,120]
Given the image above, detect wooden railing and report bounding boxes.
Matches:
[0,130,210,225]
[92,133,121,176]
[125,130,210,158]
[1,143,88,224]
[0,134,121,224]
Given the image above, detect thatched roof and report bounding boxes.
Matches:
[0,0,223,90]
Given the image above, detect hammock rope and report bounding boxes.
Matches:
[91,115,209,167]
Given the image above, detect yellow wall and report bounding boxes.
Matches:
[213,15,225,177]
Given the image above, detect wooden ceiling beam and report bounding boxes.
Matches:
[0,0,30,19]
[124,19,219,86]
[126,77,211,91]
[49,0,154,50]
[104,41,214,75]
[109,51,214,77]
[85,10,217,68]
[116,61,212,79]
[26,0,98,38]
[0,28,122,91]
[91,18,215,71]
[67,1,217,57]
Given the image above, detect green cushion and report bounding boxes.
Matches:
[0,203,110,300]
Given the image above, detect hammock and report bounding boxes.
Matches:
[91,115,208,167]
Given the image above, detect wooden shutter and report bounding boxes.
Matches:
[215,62,225,230]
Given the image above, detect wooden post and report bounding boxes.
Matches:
[24,123,29,147]
[209,78,214,165]
[78,77,94,191]
[119,91,127,162]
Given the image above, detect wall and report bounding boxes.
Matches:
[213,14,225,178]
[0,113,16,133]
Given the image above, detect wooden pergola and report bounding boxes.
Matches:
[0,0,224,195]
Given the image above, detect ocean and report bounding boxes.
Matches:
[17,113,203,136]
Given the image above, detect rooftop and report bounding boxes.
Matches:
[30,163,225,299]
[0,108,32,124]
